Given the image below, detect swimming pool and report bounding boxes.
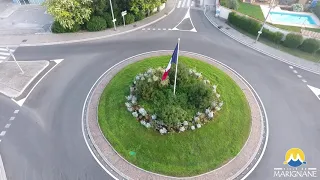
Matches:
[269,12,316,25]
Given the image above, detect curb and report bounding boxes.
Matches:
[203,7,320,76]
[82,50,268,180]
[15,0,177,47]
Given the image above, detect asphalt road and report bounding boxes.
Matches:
[0,7,319,180]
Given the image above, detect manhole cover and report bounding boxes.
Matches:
[22,39,27,42]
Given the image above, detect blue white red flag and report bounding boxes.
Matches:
[161,43,178,81]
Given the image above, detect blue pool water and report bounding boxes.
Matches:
[269,12,316,25]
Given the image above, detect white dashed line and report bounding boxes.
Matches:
[182,0,186,7]
[297,75,302,78]
[168,28,172,30]
[152,28,156,30]
[289,66,293,69]
[293,70,298,73]
[4,124,11,129]
[0,131,6,136]
[9,117,15,121]
[302,79,307,83]
[177,0,181,8]
[14,110,19,114]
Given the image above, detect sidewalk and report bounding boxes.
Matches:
[0,0,176,47]
[204,8,320,75]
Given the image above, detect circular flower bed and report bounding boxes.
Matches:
[124,64,224,134]
[98,56,251,176]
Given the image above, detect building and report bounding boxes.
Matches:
[12,0,45,5]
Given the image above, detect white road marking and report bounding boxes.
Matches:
[4,124,11,129]
[14,110,19,114]
[289,66,293,69]
[0,52,10,56]
[9,117,15,121]
[152,28,156,30]
[177,0,181,8]
[274,168,282,170]
[158,28,161,30]
[191,0,195,6]
[0,131,6,136]
[0,48,14,52]
[187,0,191,7]
[308,168,317,170]
[11,59,64,107]
[0,155,7,180]
[0,56,6,60]
[293,70,298,73]
[182,0,186,7]
[302,79,307,83]
[297,75,302,78]
[168,28,172,30]
[307,85,320,100]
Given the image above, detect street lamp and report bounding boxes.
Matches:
[255,0,275,43]
[109,0,116,31]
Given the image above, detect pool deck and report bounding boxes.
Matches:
[260,5,320,29]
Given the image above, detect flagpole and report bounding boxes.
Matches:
[173,38,180,95]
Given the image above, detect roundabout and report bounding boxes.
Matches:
[83,51,267,179]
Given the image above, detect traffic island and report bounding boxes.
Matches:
[83,51,267,179]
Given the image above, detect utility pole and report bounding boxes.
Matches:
[109,0,116,31]
[6,46,24,74]
[255,0,275,43]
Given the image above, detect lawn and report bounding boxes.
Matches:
[98,56,251,176]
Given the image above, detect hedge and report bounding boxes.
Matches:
[125,13,135,24]
[261,28,284,44]
[86,16,107,32]
[283,33,304,48]
[135,11,146,21]
[51,21,80,33]
[102,13,113,28]
[228,12,261,36]
[299,38,320,53]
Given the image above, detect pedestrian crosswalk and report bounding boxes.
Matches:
[176,0,195,8]
[0,47,15,63]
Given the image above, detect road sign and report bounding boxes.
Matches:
[112,19,116,22]
[121,10,127,16]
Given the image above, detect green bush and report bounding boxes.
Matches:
[158,105,188,130]
[135,11,146,21]
[312,3,320,19]
[51,21,80,33]
[169,63,197,88]
[299,38,320,53]
[125,13,135,24]
[228,12,261,36]
[283,33,304,48]
[292,3,304,12]
[86,16,107,32]
[261,28,284,44]
[186,81,215,109]
[226,0,239,10]
[102,13,113,28]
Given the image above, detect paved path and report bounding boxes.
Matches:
[204,8,320,75]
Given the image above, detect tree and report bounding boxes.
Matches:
[92,0,107,16]
[44,0,93,30]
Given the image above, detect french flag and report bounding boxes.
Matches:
[161,43,179,81]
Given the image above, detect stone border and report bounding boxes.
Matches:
[83,51,267,180]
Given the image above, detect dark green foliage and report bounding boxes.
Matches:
[186,81,215,109]
[283,33,304,48]
[86,16,107,32]
[92,0,107,16]
[102,13,113,28]
[261,29,284,44]
[135,11,146,21]
[158,105,188,129]
[299,38,320,53]
[51,21,80,33]
[125,13,135,24]
[169,63,196,88]
[228,12,261,36]
[312,3,320,19]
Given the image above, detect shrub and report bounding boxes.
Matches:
[51,21,80,33]
[283,33,304,48]
[226,0,239,10]
[158,105,188,130]
[261,28,284,44]
[102,13,113,28]
[312,3,320,19]
[169,63,197,88]
[125,13,135,24]
[299,38,320,53]
[86,16,107,32]
[135,11,146,21]
[228,12,261,36]
[186,81,215,109]
[292,3,304,12]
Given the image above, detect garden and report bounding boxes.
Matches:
[98,56,251,176]
[45,0,167,33]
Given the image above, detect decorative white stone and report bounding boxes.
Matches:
[194,117,200,121]
[216,107,221,111]
[126,95,132,100]
[216,93,220,98]
[152,75,159,81]
[133,81,137,84]
[132,112,138,118]
[196,124,202,128]
[144,73,148,77]
[189,69,194,74]
[131,96,137,104]
[152,114,157,120]
[183,121,188,126]
[147,78,152,83]
[197,112,202,116]
[195,72,202,78]
[145,123,151,128]
[141,76,145,81]
[125,102,132,108]
[160,128,167,134]
[139,108,147,116]
[147,68,153,74]
[127,107,133,112]
[191,126,195,130]
[211,101,217,107]
[135,75,140,80]
[208,111,214,119]
[219,101,224,107]
[130,86,134,92]
[179,126,186,132]
[205,109,210,114]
